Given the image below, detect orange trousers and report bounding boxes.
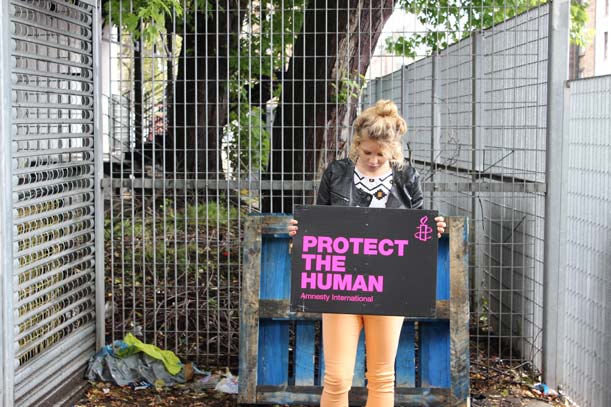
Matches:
[320,313,404,407]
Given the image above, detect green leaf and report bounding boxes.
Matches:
[387,0,589,56]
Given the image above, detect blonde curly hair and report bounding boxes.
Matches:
[348,99,407,167]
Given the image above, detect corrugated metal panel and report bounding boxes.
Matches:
[363,58,434,165]
[562,75,611,407]
[418,168,545,368]
[8,0,97,405]
[405,58,435,164]
[371,4,549,368]
[481,6,549,183]
[437,38,473,171]
[1,1,17,404]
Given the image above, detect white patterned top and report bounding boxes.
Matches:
[353,168,394,208]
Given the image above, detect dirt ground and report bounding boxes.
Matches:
[74,360,571,407]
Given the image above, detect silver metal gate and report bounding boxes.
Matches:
[98,0,565,374]
[0,0,99,405]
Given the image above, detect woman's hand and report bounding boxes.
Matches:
[288,219,298,237]
[434,216,446,238]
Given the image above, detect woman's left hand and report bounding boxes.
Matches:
[288,219,298,237]
[434,216,446,238]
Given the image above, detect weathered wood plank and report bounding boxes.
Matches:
[238,217,262,404]
[260,236,291,301]
[258,320,289,385]
[238,215,470,406]
[352,332,366,387]
[295,321,316,386]
[258,223,292,386]
[319,341,325,387]
[255,385,450,406]
[420,321,451,388]
[259,299,321,320]
[437,235,451,300]
[449,217,470,406]
[421,232,451,388]
[396,322,416,387]
[259,299,450,320]
[260,215,293,236]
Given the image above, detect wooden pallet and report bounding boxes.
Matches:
[239,215,469,406]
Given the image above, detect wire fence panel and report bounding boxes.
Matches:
[2,0,98,405]
[437,38,474,172]
[403,59,435,165]
[481,7,549,184]
[100,0,554,372]
[101,0,402,369]
[365,4,549,369]
[475,5,549,368]
[561,75,611,407]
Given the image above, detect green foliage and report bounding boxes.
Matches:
[103,0,184,44]
[233,1,306,82]
[386,0,589,57]
[223,106,271,175]
[104,0,307,176]
[570,0,592,48]
[331,73,367,104]
[222,1,306,175]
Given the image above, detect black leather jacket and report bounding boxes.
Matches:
[316,158,423,209]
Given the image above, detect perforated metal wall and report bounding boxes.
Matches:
[561,75,611,407]
[2,0,98,405]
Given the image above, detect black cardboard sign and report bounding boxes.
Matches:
[290,205,438,317]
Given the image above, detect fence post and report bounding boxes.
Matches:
[471,32,483,174]
[449,217,470,406]
[0,0,15,404]
[373,77,381,102]
[469,31,483,314]
[93,0,106,353]
[543,0,570,389]
[429,52,441,208]
[239,216,262,404]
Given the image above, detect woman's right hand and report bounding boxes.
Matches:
[288,219,298,237]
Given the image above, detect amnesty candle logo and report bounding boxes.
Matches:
[290,205,439,317]
[414,216,434,242]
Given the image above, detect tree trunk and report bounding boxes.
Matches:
[265,0,394,211]
[166,1,247,178]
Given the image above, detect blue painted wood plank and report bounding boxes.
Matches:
[295,321,316,385]
[437,235,450,301]
[419,320,450,388]
[318,339,325,387]
[395,321,416,387]
[258,319,289,385]
[260,236,291,300]
[319,329,365,388]
[352,331,366,387]
[257,226,291,386]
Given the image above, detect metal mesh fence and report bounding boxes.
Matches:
[561,75,611,407]
[100,0,552,371]
[362,4,549,369]
[1,0,98,405]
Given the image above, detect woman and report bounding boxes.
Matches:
[289,99,445,407]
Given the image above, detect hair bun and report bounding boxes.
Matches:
[375,99,399,117]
